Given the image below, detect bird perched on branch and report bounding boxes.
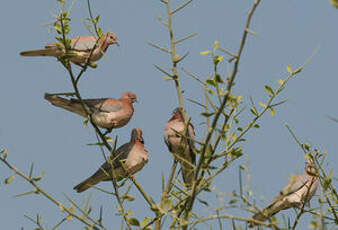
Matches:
[249,159,318,227]
[20,32,118,66]
[74,128,148,193]
[164,107,195,188]
[44,92,137,131]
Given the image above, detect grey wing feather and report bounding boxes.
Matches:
[71,37,97,51]
[99,104,122,113]
[72,98,122,113]
[110,143,132,169]
[186,123,196,164]
[272,174,308,203]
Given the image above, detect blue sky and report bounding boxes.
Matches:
[1,0,337,229]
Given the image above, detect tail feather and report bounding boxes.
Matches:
[74,169,109,193]
[249,202,284,227]
[74,176,100,193]
[44,93,87,117]
[181,162,194,189]
[20,49,63,57]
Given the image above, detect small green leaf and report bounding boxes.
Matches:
[4,175,14,184]
[163,76,172,81]
[228,198,237,204]
[128,217,140,226]
[206,79,216,87]
[250,107,258,116]
[105,136,113,142]
[97,27,103,37]
[1,149,8,159]
[213,55,223,65]
[33,170,46,182]
[286,65,292,73]
[200,50,211,55]
[269,107,275,116]
[264,85,274,96]
[122,195,135,202]
[278,79,284,85]
[330,0,338,8]
[201,112,215,117]
[83,116,89,128]
[215,74,224,83]
[59,204,65,212]
[164,199,173,209]
[141,217,150,227]
[258,102,266,108]
[213,40,219,51]
[254,124,260,128]
[294,67,303,74]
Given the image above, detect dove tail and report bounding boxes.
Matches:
[74,176,99,193]
[249,203,281,227]
[44,93,87,117]
[181,163,195,189]
[74,169,109,193]
[20,49,62,57]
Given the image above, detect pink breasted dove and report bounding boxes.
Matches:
[20,32,118,66]
[249,159,318,227]
[74,128,148,193]
[44,92,136,131]
[164,107,195,188]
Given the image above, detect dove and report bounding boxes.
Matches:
[44,92,136,131]
[74,128,148,193]
[249,159,318,227]
[164,107,195,188]
[20,32,118,66]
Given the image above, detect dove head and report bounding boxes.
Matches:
[121,92,137,103]
[305,158,316,175]
[131,128,144,143]
[105,32,118,46]
[170,107,184,121]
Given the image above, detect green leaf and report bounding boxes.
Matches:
[4,175,14,184]
[254,124,260,128]
[278,79,284,85]
[286,65,292,73]
[33,170,46,181]
[215,74,224,83]
[83,116,89,128]
[269,107,275,116]
[1,149,8,159]
[228,198,237,204]
[250,107,258,116]
[200,50,210,55]
[201,112,215,117]
[294,67,303,74]
[206,79,216,87]
[213,40,219,51]
[213,55,223,65]
[141,217,150,227]
[258,102,266,108]
[94,15,100,24]
[163,76,172,81]
[128,217,140,226]
[330,0,338,8]
[164,199,173,209]
[122,195,135,202]
[105,136,113,142]
[264,85,274,96]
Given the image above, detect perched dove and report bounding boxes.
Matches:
[164,107,195,188]
[44,92,136,131]
[20,32,118,66]
[74,128,148,193]
[249,159,318,227]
